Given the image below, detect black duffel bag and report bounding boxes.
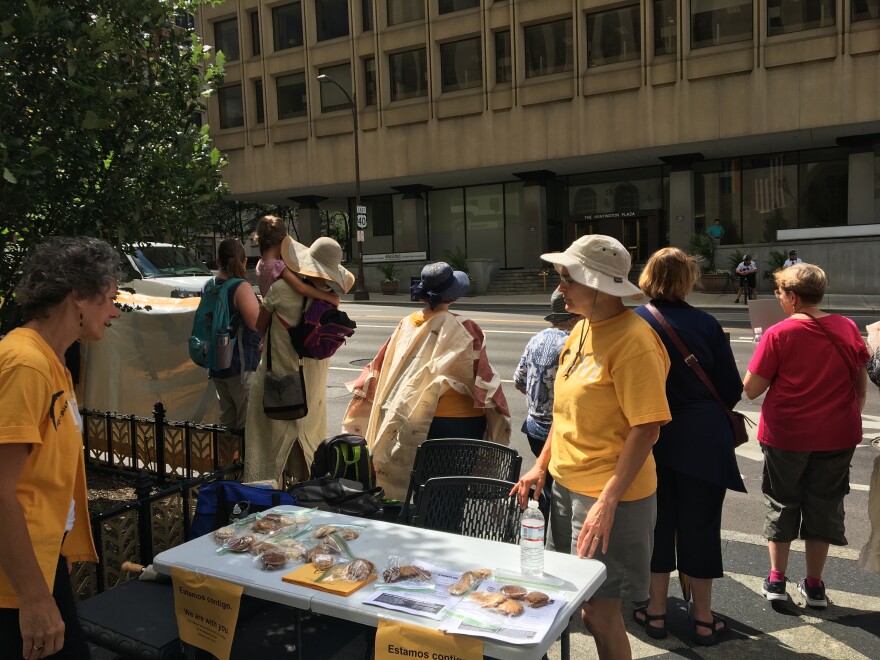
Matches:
[288,477,385,519]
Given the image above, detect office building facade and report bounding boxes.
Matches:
[198,0,880,292]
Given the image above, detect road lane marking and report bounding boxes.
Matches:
[721,531,859,560]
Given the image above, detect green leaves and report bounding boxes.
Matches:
[0,0,228,332]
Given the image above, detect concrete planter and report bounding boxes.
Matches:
[699,273,730,293]
[380,280,399,295]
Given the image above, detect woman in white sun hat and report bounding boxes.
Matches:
[243,236,354,485]
[511,234,671,660]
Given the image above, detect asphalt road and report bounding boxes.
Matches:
[325,302,880,555]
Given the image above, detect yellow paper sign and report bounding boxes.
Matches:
[171,567,244,660]
[375,619,483,660]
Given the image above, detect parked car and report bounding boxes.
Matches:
[119,243,213,298]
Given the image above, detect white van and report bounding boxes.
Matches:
[119,243,213,298]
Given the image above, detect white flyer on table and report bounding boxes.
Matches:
[361,562,462,621]
[439,578,569,645]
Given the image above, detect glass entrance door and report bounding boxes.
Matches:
[574,216,649,263]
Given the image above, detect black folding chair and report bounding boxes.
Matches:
[409,476,521,542]
[401,438,522,524]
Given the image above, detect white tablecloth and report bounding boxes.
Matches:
[154,507,606,660]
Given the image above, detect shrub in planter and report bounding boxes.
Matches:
[377,263,399,294]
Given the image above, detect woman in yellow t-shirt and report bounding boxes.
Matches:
[0,237,121,659]
[512,235,671,660]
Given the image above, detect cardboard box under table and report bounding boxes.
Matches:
[153,507,606,660]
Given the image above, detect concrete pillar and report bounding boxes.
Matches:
[521,183,547,267]
[289,195,326,243]
[392,185,431,254]
[668,169,695,248]
[514,170,553,268]
[848,151,875,225]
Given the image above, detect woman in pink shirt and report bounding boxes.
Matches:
[744,263,869,609]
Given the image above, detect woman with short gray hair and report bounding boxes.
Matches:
[0,236,121,659]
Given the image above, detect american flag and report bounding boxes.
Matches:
[753,155,787,213]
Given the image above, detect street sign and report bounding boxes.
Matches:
[356,204,368,229]
[357,230,365,242]
[356,205,366,214]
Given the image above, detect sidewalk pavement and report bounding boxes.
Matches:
[341,290,880,314]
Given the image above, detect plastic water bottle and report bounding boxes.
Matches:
[520,500,545,576]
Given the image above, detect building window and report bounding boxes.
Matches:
[587,6,640,67]
[363,0,374,31]
[214,18,239,61]
[276,73,307,119]
[389,48,428,101]
[440,38,482,92]
[768,0,835,35]
[654,0,676,55]
[364,57,377,106]
[319,63,353,112]
[218,84,244,128]
[797,150,848,228]
[388,0,424,25]
[853,0,880,21]
[741,154,797,241]
[254,79,265,124]
[273,3,303,51]
[495,30,511,83]
[250,11,261,56]
[524,19,573,78]
[316,0,349,41]
[439,0,480,14]
[691,0,753,49]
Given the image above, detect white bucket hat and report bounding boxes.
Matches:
[541,234,643,300]
[281,235,355,293]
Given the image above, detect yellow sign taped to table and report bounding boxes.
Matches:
[375,619,483,660]
[171,567,244,660]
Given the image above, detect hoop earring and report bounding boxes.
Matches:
[79,313,83,327]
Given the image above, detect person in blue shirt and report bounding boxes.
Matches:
[633,247,745,647]
[513,290,581,515]
[707,219,724,245]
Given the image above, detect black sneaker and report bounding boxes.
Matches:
[762,577,788,601]
[798,579,828,608]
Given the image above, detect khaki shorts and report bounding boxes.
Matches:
[762,444,855,545]
[549,482,656,601]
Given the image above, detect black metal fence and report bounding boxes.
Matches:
[76,403,245,598]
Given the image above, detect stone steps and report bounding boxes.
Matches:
[486,269,556,295]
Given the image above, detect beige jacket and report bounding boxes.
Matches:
[342,311,510,500]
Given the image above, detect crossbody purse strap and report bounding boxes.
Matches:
[801,312,857,391]
[265,320,273,373]
[644,303,733,418]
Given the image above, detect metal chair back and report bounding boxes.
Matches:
[402,438,522,523]
[409,476,521,544]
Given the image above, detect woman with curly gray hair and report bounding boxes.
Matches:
[0,237,121,659]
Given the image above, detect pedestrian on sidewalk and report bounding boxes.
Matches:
[782,249,803,268]
[707,219,725,246]
[734,255,758,303]
[342,262,511,501]
[511,234,671,660]
[633,247,745,646]
[513,290,582,518]
[0,237,122,659]
[744,263,869,608]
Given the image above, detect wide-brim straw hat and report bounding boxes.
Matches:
[281,235,355,293]
[541,234,642,300]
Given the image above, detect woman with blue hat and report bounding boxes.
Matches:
[342,262,511,500]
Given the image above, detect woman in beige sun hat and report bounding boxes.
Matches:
[511,234,671,660]
[242,236,354,485]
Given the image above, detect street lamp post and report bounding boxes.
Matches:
[317,73,369,300]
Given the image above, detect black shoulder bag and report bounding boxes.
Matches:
[262,321,308,421]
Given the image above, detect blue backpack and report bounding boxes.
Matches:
[189,481,297,539]
[188,277,244,370]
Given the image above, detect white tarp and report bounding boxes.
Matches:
[79,292,219,423]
